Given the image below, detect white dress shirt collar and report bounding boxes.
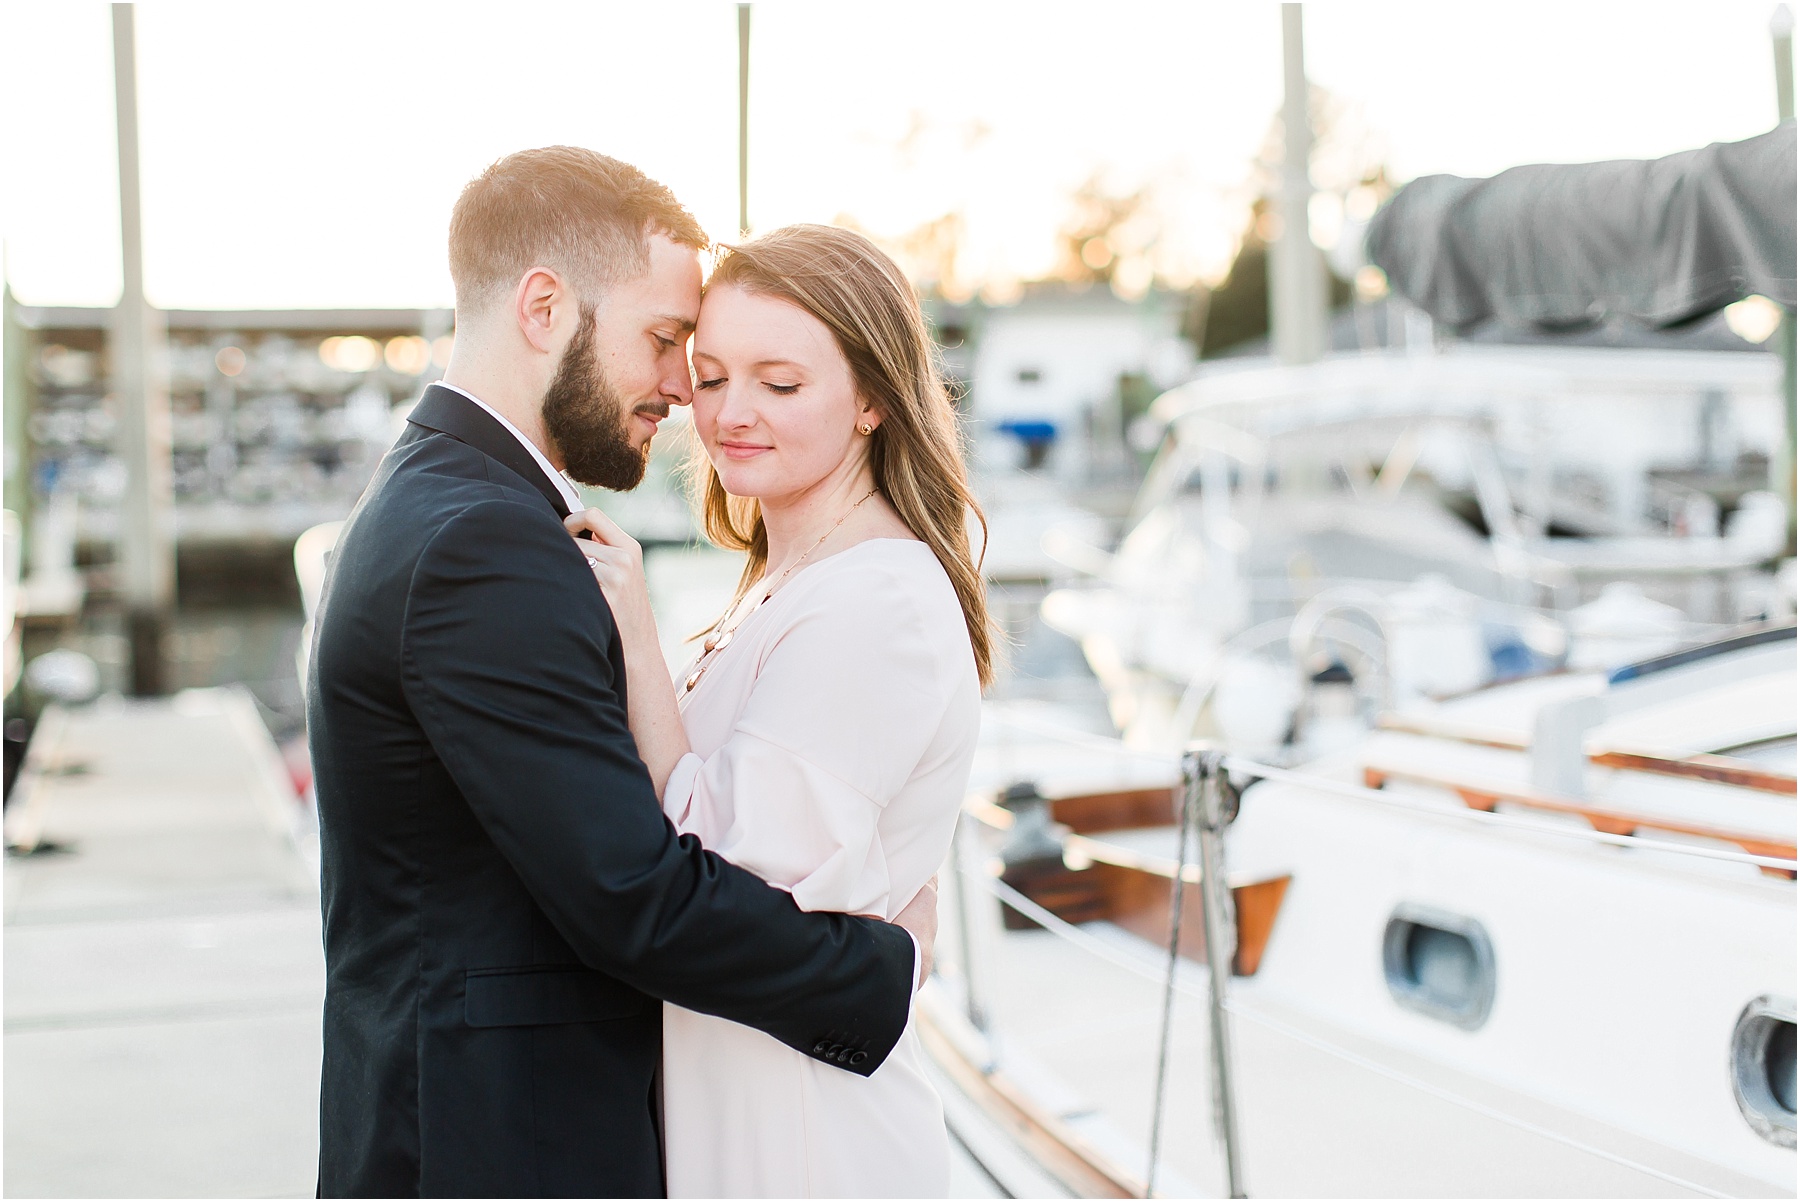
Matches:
[432,381,584,514]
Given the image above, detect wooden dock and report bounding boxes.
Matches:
[4,688,322,1198]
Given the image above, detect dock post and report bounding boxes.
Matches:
[111,3,176,695]
[1268,3,1328,367]
[737,3,752,238]
[1187,746,1248,1198]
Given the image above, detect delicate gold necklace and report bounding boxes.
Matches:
[682,487,880,695]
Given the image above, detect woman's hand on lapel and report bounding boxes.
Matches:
[565,505,692,801]
[566,507,659,662]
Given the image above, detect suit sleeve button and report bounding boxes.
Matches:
[850,1050,868,1065]
[812,1041,829,1054]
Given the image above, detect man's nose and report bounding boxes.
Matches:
[664,356,694,407]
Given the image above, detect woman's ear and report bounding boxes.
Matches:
[856,405,882,436]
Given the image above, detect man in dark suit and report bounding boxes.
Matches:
[307,147,933,1197]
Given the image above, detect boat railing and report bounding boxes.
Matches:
[977,709,1800,875]
[1375,711,1799,795]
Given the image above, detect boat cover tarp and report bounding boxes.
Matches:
[1367,123,1796,331]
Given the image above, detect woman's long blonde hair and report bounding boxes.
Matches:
[692,224,994,688]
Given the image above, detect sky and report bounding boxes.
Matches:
[0,0,1788,310]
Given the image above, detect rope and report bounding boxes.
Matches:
[1145,776,1196,1197]
[979,711,1800,874]
[965,867,1737,1199]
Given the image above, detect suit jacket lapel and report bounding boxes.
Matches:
[407,384,574,518]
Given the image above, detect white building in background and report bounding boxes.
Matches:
[970,287,1194,423]
[930,284,1199,481]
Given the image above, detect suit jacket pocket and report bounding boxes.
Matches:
[463,965,650,1028]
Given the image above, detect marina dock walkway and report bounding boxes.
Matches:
[5,688,322,1198]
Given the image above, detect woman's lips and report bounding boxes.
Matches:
[719,441,772,460]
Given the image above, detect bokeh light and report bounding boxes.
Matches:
[384,335,431,375]
[1723,294,1783,343]
[319,335,381,372]
[1354,264,1390,300]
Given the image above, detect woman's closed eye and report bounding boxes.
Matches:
[696,377,798,395]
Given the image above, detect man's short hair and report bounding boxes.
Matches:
[448,147,709,314]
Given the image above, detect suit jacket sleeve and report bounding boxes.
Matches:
[399,497,913,1074]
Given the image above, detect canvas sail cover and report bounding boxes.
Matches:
[1367,123,1796,331]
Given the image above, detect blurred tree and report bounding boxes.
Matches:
[896,211,972,302]
[1196,82,1387,359]
[1051,175,1159,299]
[839,208,975,304]
[1195,199,1357,359]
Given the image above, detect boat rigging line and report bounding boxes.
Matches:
[1144,756,1197,1199]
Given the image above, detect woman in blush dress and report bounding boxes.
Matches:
[566,224,993,1198]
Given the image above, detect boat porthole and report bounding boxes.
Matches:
[1381,904,1496,1031]
[1730,995,1796,1147]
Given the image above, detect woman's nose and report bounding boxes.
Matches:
[714,381,757,430]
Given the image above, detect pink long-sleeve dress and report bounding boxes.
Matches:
[657,538,979,1198]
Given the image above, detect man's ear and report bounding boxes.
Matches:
[515,267,565,354]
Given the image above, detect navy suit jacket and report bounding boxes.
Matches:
[308,385,913,1197]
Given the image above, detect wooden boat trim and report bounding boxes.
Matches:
[1376,713,1797,795]
[915,1009,1141,1199]
[968,795,1293,975]
[1587,749,1797,795]
[968,794,1256,888]
[1361,761,1797,878]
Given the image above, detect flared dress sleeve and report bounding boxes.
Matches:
[661,557,965,920]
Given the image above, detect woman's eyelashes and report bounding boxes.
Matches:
[693,377,800,396]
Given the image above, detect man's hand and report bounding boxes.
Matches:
[892,876,938,990]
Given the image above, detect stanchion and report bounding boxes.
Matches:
[951,811,993,1040]
[1188,746,1248,1198]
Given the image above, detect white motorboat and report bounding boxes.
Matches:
[1040,346,1789,751]
[928,625,1796,1197]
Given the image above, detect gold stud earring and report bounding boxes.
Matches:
[858,422,874,436]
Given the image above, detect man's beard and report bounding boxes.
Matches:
[541,306,662,491]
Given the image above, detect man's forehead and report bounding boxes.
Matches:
[638,233,702,323]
